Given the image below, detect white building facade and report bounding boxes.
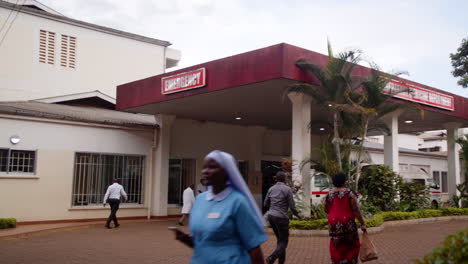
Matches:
[0,0,180,101]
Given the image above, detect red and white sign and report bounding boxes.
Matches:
[383,80,454,111]
[161,68,206,95]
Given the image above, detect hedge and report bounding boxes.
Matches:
[0,218,16,229]
[289,208,468,230]
[290,219,328,230]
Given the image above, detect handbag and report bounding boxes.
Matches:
[360,231,378,262]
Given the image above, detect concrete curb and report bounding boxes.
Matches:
[266,215,468,237]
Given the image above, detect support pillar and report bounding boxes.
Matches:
[383,112,400,174]
[444,122,462,201]
[288,92,311,213]
[152,114,176,217]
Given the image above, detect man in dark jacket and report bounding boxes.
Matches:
[264,171,302,264]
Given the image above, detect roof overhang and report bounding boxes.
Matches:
[117,43,468,133]
[33,90,116,105]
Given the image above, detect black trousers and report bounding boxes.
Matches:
[268,215,290,264]
[106,199,120,227]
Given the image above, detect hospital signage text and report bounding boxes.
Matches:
[383,80,454,111]
[161,68,206,95]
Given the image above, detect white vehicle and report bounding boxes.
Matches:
[310,164,448,207]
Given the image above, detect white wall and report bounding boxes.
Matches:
[0,7,170,101]
[0,116,153,221]
[170,118,291,170]
[419,140,447,152]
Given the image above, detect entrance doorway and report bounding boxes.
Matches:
[261,160,282,213]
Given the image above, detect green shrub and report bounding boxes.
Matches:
[289,219,328,230]
[289,208,467,230]
[413,229,468,264]
[359,165,402,211]
[310,202,327,220]
[400,180,431,211]
[0,218,17,229]
[441,207,468,216]
[379,211,418,221]
[360,199,381,218]
[415,209,443,218]
[365,214,384,228]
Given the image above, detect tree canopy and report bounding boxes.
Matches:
[450,38,468,88]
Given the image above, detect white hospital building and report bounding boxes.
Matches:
[0,1,466,223]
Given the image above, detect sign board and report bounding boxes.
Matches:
[383,80,454,111]
[161,68,206,95]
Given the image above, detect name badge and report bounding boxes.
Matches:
[207,213,220,219]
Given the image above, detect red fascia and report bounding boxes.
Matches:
[116,43,468,121]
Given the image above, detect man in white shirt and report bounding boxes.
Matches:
[178,184,195,226]
[103,178,127,229]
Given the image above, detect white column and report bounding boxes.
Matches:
[152,114,176,217]
[444,122,462,200]
[383,112,400,173]
[288,92,311,212]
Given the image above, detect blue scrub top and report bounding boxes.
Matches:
[189,188,268,264]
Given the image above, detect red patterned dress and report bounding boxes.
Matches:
[324,188,360,264]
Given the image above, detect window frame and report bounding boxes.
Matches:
[0,148,37,175]
[71,151,146,207]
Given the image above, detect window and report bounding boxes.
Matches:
[39,30,55,65]
[72,153,145,206]
[0,149,36,173]
[433,170,448,193]
[168,159,196,205]
[412,179,426,185]
[433,171,440,186]
[238,160,248,183]
[441,171,448,193]
[314,173,329,188]
[60,34,76,68]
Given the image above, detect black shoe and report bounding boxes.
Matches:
[105,225,111,229]
[266,256,274,264]
[115,224,120,228]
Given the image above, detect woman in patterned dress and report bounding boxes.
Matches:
[325,173,367,264]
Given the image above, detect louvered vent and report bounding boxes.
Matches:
[39,30,55,65]
[61,35,77,69]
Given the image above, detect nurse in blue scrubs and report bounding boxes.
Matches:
[174,150,268,264]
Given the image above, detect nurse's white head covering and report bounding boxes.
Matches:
[205,150,266,228]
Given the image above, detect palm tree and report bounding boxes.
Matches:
[350,63,410,189]
[286,41,363,171]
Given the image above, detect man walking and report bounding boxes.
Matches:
[103,178,127,229]
[178,184,195,226]
[264,171,302,264]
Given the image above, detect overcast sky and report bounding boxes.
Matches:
[39,0,468,97]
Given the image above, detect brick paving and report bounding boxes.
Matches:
[0,219,466,264]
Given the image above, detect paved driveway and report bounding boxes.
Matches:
[1,219,466,264]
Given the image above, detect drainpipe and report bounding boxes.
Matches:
[148,126,160,220]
